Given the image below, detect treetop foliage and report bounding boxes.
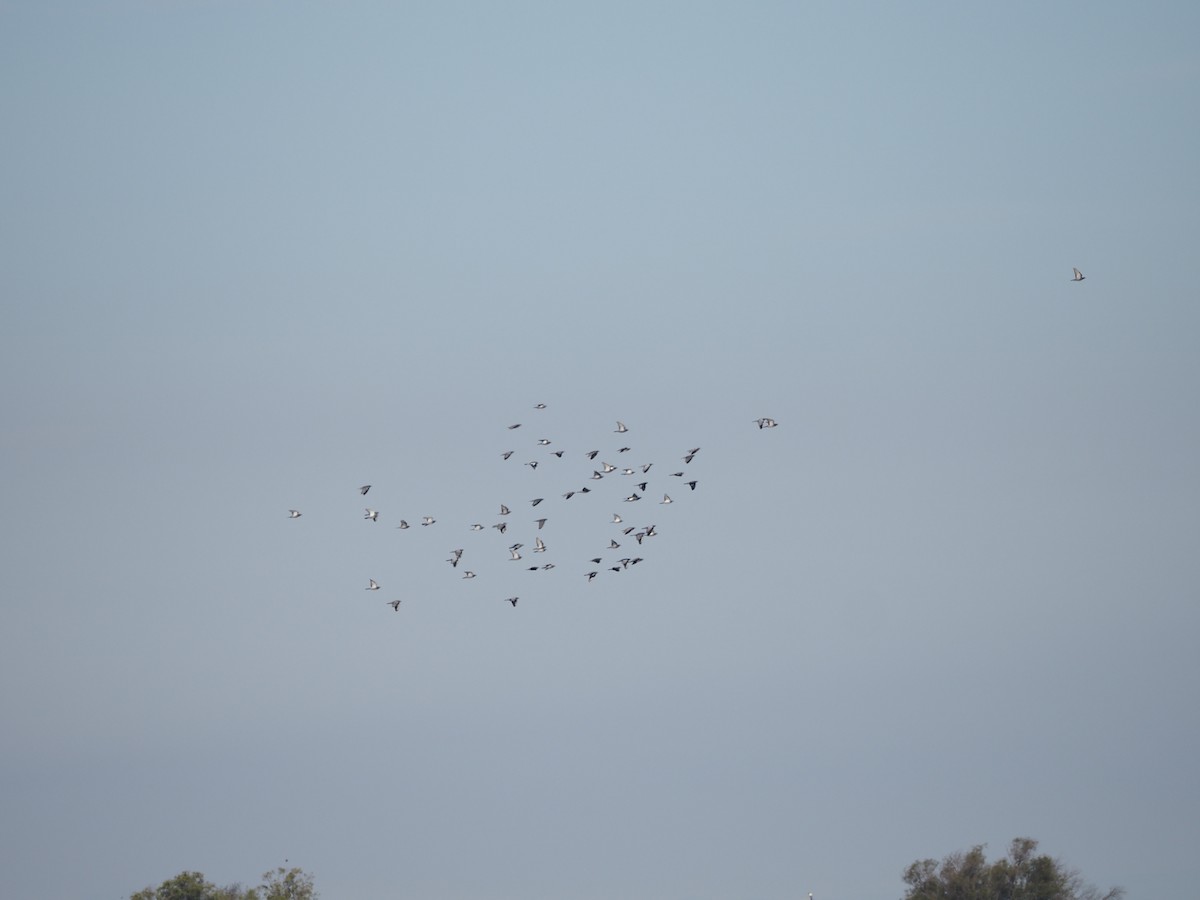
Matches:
[129,866,316,900]
[902,837,1124,900]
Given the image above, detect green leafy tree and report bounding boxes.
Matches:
[129,866,315,900]
[129,870,252,900]
[901,838,1124,900]
[258,867,317,900]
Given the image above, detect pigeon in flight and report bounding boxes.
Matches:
[505,596,519,607]
[387,600,401,611]
[586,571,598,581]
[687,481,698,491]
[526,461,538,470]
[364,508,379,522]
[470,523,484,531]
[360,485,371,495]
[534,518,547,529]
[421,516,436,526]
[585,450,599,460]
[1072,267,1086,282]
[509,548,522,561]
[537,438,551,446]
[531,498,544,506]
[499,504,510,515]
[493,522,508,533]
[624,493,641,502]
[755,417,778,429]
[615,421,628,433]
[462,571,476,579]
[366,579,380,591]
[502,450,514,460]
[660,494,673,504]
[508,423,521,429]
[288,509,302,518]
[534,537,547,552]
[396,520,410,529]
[534,403,547,409]
[612,513,623,523]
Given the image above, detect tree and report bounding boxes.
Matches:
[257,867,317,900]
[129,866,316,900]
[128,871,251,900]
[901,838,1124,900]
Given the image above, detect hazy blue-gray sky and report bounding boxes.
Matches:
[3,2,1198,898]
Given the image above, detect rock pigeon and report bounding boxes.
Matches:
[364,508,379,522]
[1072,267,1085,282]
[288,509,302,518]
[366,579,380,590]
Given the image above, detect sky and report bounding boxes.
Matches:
[2,2,1198,898]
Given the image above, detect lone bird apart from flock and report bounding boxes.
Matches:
[1072,267,1086,282]
[755,417,778,429]
[288,509,301,518]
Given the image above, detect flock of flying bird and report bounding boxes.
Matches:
[284,270,1085,613]
[284,270,1085,612]
[286,408,778,612]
